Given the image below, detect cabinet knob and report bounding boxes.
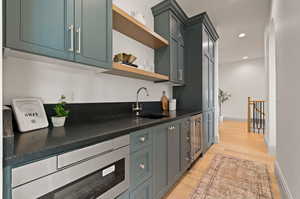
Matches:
[139,137,146,143]
[186,136,190,141]
[168,126,173,131]
[139,163,145,170]
[185,157,190,161]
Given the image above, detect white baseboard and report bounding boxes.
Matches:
[264,136,276,156]
[223,117,247,122]
[275,161,294,199]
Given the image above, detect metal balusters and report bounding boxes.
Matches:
[247,97,266,134]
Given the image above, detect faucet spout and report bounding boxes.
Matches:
[136,87,149,105]
[133,87,149,116]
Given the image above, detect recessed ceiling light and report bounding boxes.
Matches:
[238,33,246,38]
[243,56,249,60]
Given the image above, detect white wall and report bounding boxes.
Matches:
[264,19,277,155]
[3,0,172,105]
[219,58,266,120]
[272,0,300,198]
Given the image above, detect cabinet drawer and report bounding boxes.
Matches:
[12,157,57,188]
[130,146,152,189]
[130,178,152,199]
[130,129,152,153]
[58,135,129,168]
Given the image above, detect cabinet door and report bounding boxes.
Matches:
[167,123,181,185]
[170,37,179,82]
[202,55,210,111]
[153,125,168,199]
[208,111,215,146]
[170,14,179,39]
[180,119,191,172]
[6,0,74,60]
[75,0,112,68]
[209,36,215,59]
[178,42,185,83]
[130,178,152,199]
[202,26,209,56]
[208,60,215,109]
[202,112,209,153]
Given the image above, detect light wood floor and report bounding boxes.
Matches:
[165,120,281,199]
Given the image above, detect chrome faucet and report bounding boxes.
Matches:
[133,87,149,116]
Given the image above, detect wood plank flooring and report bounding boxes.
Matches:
[165,120,281,199]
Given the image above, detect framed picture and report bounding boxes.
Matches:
[12,98,49,132]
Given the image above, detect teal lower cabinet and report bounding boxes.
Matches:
[153,124,169,199]
[116,129,154,199]
[130,178,153,199]
[203,111,214,153]
[116,179,153,199]
[167,122,181,185]
[152,119,191,199]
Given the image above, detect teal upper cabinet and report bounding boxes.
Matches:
[5,0,112,69]
[74,0,112,68]
[152,0,188,85]
[6,0,75,60]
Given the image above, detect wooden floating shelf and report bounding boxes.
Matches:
[104,62,169,82]
[112,5,169,49]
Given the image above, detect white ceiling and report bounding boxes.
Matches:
[177,0,271,64]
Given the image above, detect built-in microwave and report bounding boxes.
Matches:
[12,137,130,199]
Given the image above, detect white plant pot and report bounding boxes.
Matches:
[219,115,224,123]
[51,117,66,127]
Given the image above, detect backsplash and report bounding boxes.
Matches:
[3,0,172,105]
[43,101,162,124]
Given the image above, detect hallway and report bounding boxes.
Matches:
[165,120,281,199]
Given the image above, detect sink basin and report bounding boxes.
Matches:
[140,113,169,119]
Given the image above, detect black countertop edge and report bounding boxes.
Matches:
[4,110,201,167]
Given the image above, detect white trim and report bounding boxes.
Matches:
[264,135,276,156]
[275,161,294,199]
[223,117,247,122]
[214,40,220,143]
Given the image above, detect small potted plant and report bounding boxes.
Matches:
[218,89,231,122]
[51,95,70,127]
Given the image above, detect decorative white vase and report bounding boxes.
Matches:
[51,116,66,127]
[219,115,224,123]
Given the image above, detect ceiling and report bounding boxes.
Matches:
[177,0,271,64]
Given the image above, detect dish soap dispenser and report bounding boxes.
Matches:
[161,91,169,111]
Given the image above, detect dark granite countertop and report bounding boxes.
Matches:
[4,110,201,167]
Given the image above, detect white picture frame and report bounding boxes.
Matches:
[12,98,49,132]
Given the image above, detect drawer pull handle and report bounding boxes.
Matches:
[139,163,145,169]
[139,137,146,143]
[185,157,190,161]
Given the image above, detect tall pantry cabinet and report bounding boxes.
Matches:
[174,13,219,152]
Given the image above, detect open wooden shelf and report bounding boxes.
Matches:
[112,5,169,49]
[104,62,169,82]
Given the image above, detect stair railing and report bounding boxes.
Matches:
[247,97,266,133]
